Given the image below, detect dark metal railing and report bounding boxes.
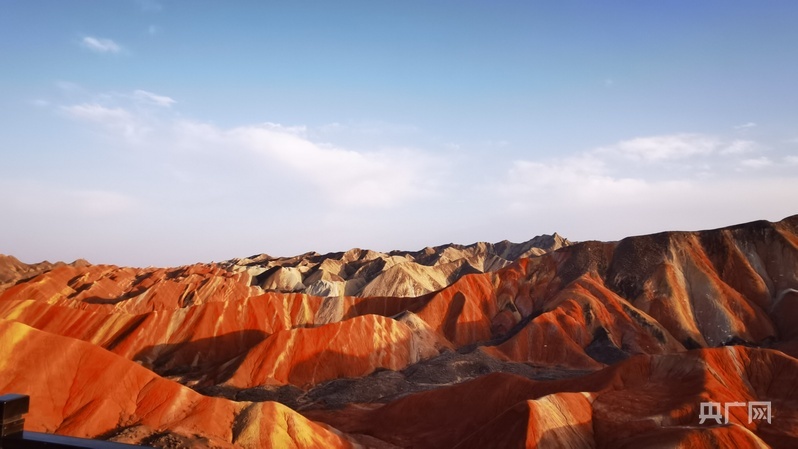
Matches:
[0,394,144,449]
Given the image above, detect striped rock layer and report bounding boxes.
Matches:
[1,216,797,447]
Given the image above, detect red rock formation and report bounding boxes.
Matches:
[468,216,798,369]
[225,314,442,389]
[0,292,448,387]
[0,263,257,313]
[1,215,797,448]
[3,219,798,377]
[308,346,798,448]
[0,319,353,448]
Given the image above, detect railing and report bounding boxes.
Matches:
[0,394,144,449]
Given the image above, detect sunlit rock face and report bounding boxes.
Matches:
[0,320,354,449]
[227,233,571,298]
[1,216,797,447]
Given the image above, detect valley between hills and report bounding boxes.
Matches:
[1,216,797,448]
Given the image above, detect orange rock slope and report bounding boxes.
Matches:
[308,346,798,448]
[0,319,353,448]
[0,215,797,447]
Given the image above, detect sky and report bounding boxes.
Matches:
[2,0,797,267]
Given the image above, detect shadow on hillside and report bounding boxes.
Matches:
[344,347,798,448]
[452,415,594,449]
[442,292,466,342]
[343,294,431,320]
[132,329,268,384]
[83,295,128,305]
[325,353,716,448]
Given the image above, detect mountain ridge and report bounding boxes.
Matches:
[225,232,571,297]
[1,215,797,447]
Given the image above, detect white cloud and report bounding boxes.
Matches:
[225,122,443,208]
[734,122,757,129]
[58,90,177,140]
[719,140,758,155]
[49,86,797,267]
[489,131,797,242]
[147,25,158,36]
[61,103,147,140]
[500,155,652,208]
[258,122,307,136]
[596,134,719,162]
[62,103,131,122]
[740,157,772,169]
[133,90,175,107]
[492,162,798,244]
[311,120,425,155]
[784,156,798,165]
[595,133,762,163]
[57,90,445,209]
[81,36,121,53]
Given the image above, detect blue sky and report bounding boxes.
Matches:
[2,0,797,266]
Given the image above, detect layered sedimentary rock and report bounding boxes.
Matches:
[0,292,447,388]
[0,319,353,448]
[309,346,797,448]
[1,216,797,447]
[228,233,570,297]
[224,314,444,389]
[0,254,89,291]
[0,263,258,313]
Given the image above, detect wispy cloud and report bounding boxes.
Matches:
[185,121,444,208]
[498,156,673,211]
[147,25,158,36]
[62,103,132,122]
[740,157,772,169]
[61,103,147,140]
[81,36,121,53]
[490,132,796,241]
[735,122,757,129]
[133,90,175,107]
[56,90,446,209]
[596,134,722,162]
[718,140,758,155]
[50,86,797,261]
[588,133,760,169]
[58,89,177,140]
